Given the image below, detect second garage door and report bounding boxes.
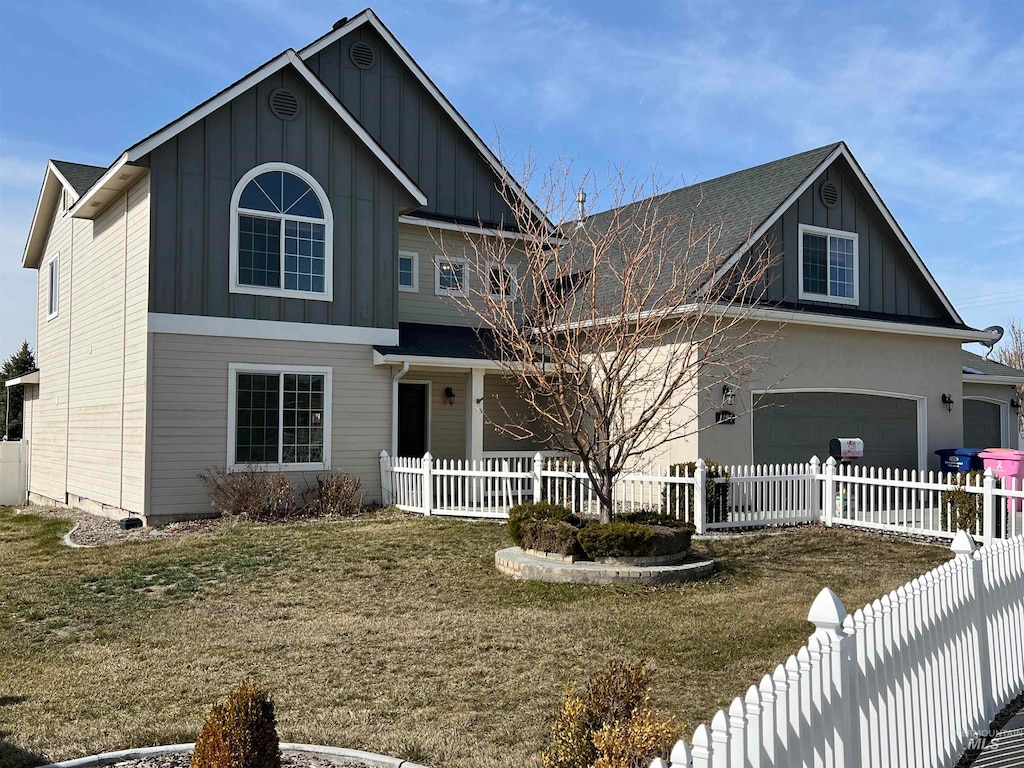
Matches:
[753,392,919,469]
[963,399,1003,449]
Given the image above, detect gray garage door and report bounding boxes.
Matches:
[754,392,919,468]
[963,399,1002,449]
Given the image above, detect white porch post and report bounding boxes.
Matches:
[466,367,485,463]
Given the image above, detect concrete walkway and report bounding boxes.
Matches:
[972,709,1024,767]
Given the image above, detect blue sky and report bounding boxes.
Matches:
[1,0,1022,360]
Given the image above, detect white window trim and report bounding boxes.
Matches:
[487,261,519,301]
[398,250,419,293]
[227,362,333,472]
[229,162,334,302]
[797,223,859,306]
[435,256,468,297]
[46,252,60,321]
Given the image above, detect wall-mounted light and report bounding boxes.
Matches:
[941,393,954,413]
[1011,397,1021,414]
[722,383,737,407]
[444,386,456,407]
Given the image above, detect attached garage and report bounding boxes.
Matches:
[963,399,1004,449]
[753,391,921,469]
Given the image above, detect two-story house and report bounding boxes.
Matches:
[16,9,1024,524]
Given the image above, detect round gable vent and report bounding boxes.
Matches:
[349,41,376,70]
[269,88,300,121]
[820,180,839,208]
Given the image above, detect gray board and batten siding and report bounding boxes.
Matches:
[143,64,422,331]
[754,154,951,320]
[304,24,519,228]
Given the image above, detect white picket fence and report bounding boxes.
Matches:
[650,530,1024,768]
[380,451,1023,542]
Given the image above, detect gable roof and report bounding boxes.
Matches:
[22,159,108,269]
[962,349,1024,384]
[300,9,550,231]
[50,160,106,195]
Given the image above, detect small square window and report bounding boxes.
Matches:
[488,262,518,300]
[799,225,858,305]
[398,252,418,293]
[435,258,467,296]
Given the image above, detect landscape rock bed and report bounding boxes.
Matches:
[496,546,715,585]
[38,744,427,768]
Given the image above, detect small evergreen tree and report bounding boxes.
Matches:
[1,341,36,440]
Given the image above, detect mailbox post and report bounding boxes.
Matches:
[828,438,864,519]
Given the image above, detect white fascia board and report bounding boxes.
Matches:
[21,166,59,268]
[372,350,503,370]
[963,373,1024,385]
[700,143,964,325]
[399,215,563,244]
[66,153,130,218]
[46,161,79,203]
[300,10,550,230]
[4,372,40,387]
[539,302,998,341]
[149,313,398,346]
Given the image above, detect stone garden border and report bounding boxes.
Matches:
[37,743,429,768]
[495,546,715,585]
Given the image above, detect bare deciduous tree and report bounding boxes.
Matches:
[434,157,780,522]
[996,319,1024,433]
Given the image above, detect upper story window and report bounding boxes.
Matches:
[47,252,60,320]
[798,224,859,306]
[435,256,467,297]
[398,251,419,293]
[229,163,333,301]
[487,262,518,301]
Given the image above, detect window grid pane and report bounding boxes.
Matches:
[802,233,828,295]
[399,255,414,287]
[282,373,325,464]
[829,236,856,299]
[235,373,280,464]
[439,261,464,292]
[489,266,513,297]
[238,215,281,287]
[283,220,326,293]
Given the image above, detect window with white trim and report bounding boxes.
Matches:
[228,364,332,470]
[435,256,467,296]
[798,224,859,305]
[398,251,419,292]
[47,253,60,320]
[230,163,333,301]
[487,261,518,300]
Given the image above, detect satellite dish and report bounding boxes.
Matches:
[980,325,1004,358]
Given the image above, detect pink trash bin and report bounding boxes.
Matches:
[979,449,1024,516]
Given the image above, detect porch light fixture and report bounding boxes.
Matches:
[444,386,456,407]
[1011,397,1021,414]
[722,383,737,407]
[941,393,954,413]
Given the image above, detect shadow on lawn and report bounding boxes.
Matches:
[1,695,48,768]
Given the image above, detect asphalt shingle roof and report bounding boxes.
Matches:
[51,160,107,196]
[962,349,1024,380]
[375,323,497,360]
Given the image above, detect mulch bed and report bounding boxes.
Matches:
[103,751,366,768]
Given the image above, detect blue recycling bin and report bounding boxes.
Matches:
[934,448,986,473]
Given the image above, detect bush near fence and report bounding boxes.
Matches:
[662,462,730,524]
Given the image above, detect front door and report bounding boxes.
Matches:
[398,383,428,457]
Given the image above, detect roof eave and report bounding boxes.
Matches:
[963,373,1024,385]
[22,161,73,269]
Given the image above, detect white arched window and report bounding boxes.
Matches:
[229,163,333,301]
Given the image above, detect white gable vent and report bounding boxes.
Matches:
[350,41,376,70]
[820,180,839,208]
[269,88,301,121]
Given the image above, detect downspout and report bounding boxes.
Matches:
[391,361,409,456]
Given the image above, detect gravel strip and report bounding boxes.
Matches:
[102,751,365,768]
[13,506,224,547]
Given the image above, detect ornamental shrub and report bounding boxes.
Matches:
[199,466,297,522]
[577,522,692,559]
[521,519,581,556]
[543,660,680,768]
[301,471,363,517]
[507,502,576,546]
[191,679,280,768]
[662,460,730,523]
[941,470,985,534]
[615,507,694,529]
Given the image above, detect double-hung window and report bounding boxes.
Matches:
[230,163,333,301]
[398,251,419,292]
[228,363,333,470]
[47,253,60,320]
[435,256,467,296]
[798,224,859,305]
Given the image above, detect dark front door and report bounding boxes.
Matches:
[398,383,428,457]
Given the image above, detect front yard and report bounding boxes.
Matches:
[0,507,951,768]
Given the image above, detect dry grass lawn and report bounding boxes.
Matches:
[0,507,952,768]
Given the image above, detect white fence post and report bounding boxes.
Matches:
[823,457,837,526]
[808,587,858,767]
[952,529,995,734]
[694,458,707,534]
[533,452,544,504]
[808,455,821,521]
[379,450,393,506]
[421,452,433,516]
[981,468,996,545]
